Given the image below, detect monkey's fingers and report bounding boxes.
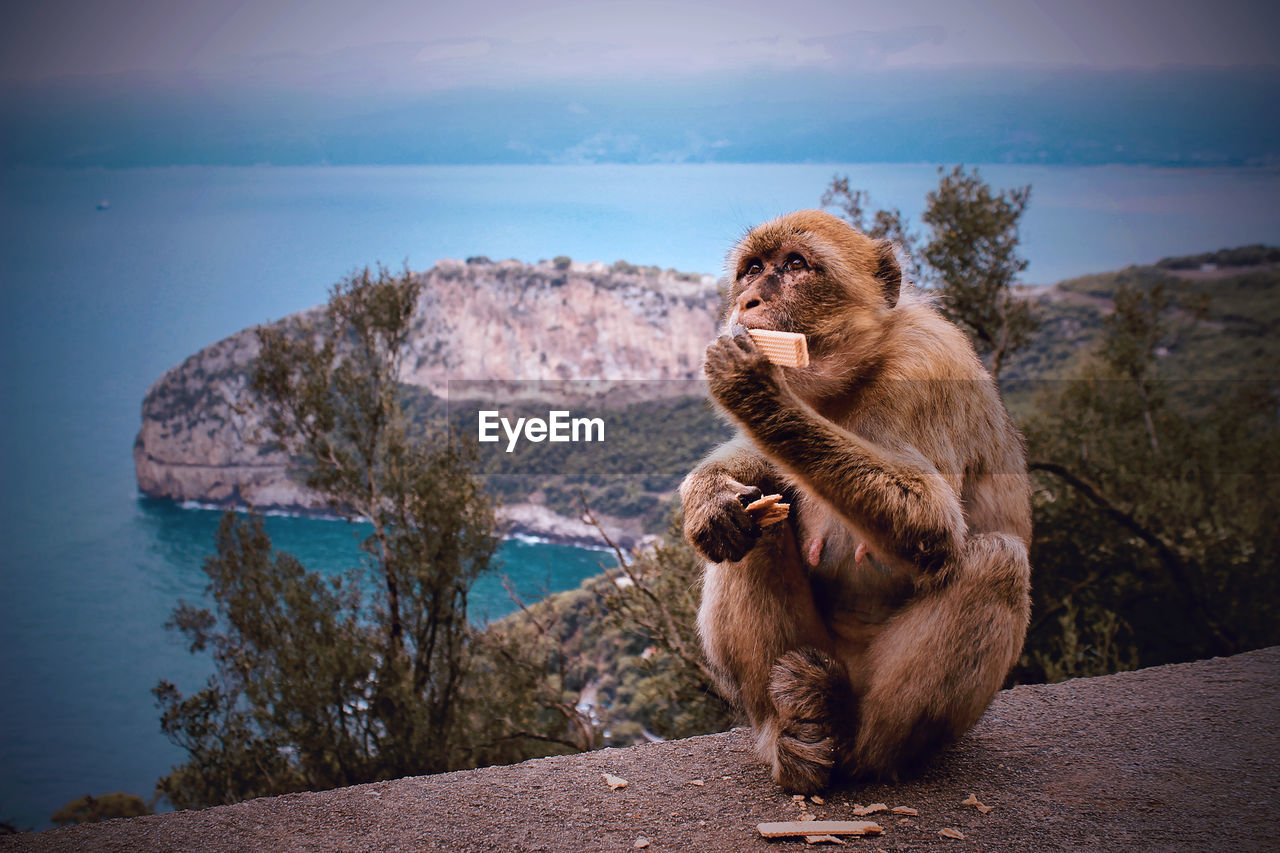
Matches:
[693,511,761,563]
[704,335,765,381]
[734,483,765,509]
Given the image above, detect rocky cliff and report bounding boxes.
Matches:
[134,259,722,536]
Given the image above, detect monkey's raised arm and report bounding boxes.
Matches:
[705,334,966,573]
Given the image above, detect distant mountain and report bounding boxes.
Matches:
[7,66,1278,168]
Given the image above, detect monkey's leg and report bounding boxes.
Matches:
[765,646,857,793]
[699,525,844,793]
[842,533,1030,779]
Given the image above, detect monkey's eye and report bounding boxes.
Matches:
[744,260,763,277]
[785,254,808,271]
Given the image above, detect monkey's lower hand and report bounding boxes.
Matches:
[704,330,781,419]
[683,477,765,563]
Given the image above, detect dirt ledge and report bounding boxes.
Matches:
[6,647,1277,852]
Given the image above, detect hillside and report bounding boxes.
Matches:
[1004,251,1280,383]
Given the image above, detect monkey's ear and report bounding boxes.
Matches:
[874,240,901,308]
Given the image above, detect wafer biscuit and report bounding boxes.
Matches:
[745,493,790,527]
[757,821,883,838]
[746,329,809,368]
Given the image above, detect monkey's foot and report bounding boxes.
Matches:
[773,725,835,795]
[767,648,855,794]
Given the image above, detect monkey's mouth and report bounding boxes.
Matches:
[728,313,794,335]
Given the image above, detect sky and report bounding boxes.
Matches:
[4,0,1278,87]
[2,1,1277,168]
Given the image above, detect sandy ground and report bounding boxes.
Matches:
[6,647,1277,852]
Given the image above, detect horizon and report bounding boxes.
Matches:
[2,1,1278,169]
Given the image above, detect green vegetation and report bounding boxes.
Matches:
[155,267,722,812]
[820,175,917,267]
[467,510,734,755]
[608,260,665,276]
[1001,262,1280,385]
[824,166,1038,378]
[451,395,729,530]
[1020,275,1279,679]
[156,267,504,808]
[394,385,730,533]
[50,793,151,826]
[920,166,1037,379]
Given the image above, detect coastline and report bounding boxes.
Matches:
[152,494,641,551]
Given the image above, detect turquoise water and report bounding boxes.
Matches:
[1,163,1278,831]
[0,499,613,833]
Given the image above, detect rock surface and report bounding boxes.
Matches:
[8,647,1277,852]
[500,502,647,549]
[133,260,721,533]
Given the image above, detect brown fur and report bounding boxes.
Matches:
[680,210,1032,793]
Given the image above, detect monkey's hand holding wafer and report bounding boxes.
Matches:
[704,326,785,416]
[681,476,767,564]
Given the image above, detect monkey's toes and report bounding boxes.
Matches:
[769,650,852,794]
[773,732,835,795]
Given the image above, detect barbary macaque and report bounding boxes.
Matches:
[681,210,1031,793]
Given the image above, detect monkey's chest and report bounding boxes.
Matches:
[795,510,916,627]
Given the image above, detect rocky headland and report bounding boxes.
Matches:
[134,258,721,544]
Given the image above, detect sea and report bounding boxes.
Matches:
[2,162,1278,831]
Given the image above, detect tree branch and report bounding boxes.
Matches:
[1029,460,1237,653]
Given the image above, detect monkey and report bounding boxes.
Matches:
[680,209,1031,794]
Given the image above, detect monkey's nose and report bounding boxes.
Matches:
[736,289,763,313]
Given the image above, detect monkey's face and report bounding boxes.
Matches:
[729,243,823,334]
[725,210,901,366]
